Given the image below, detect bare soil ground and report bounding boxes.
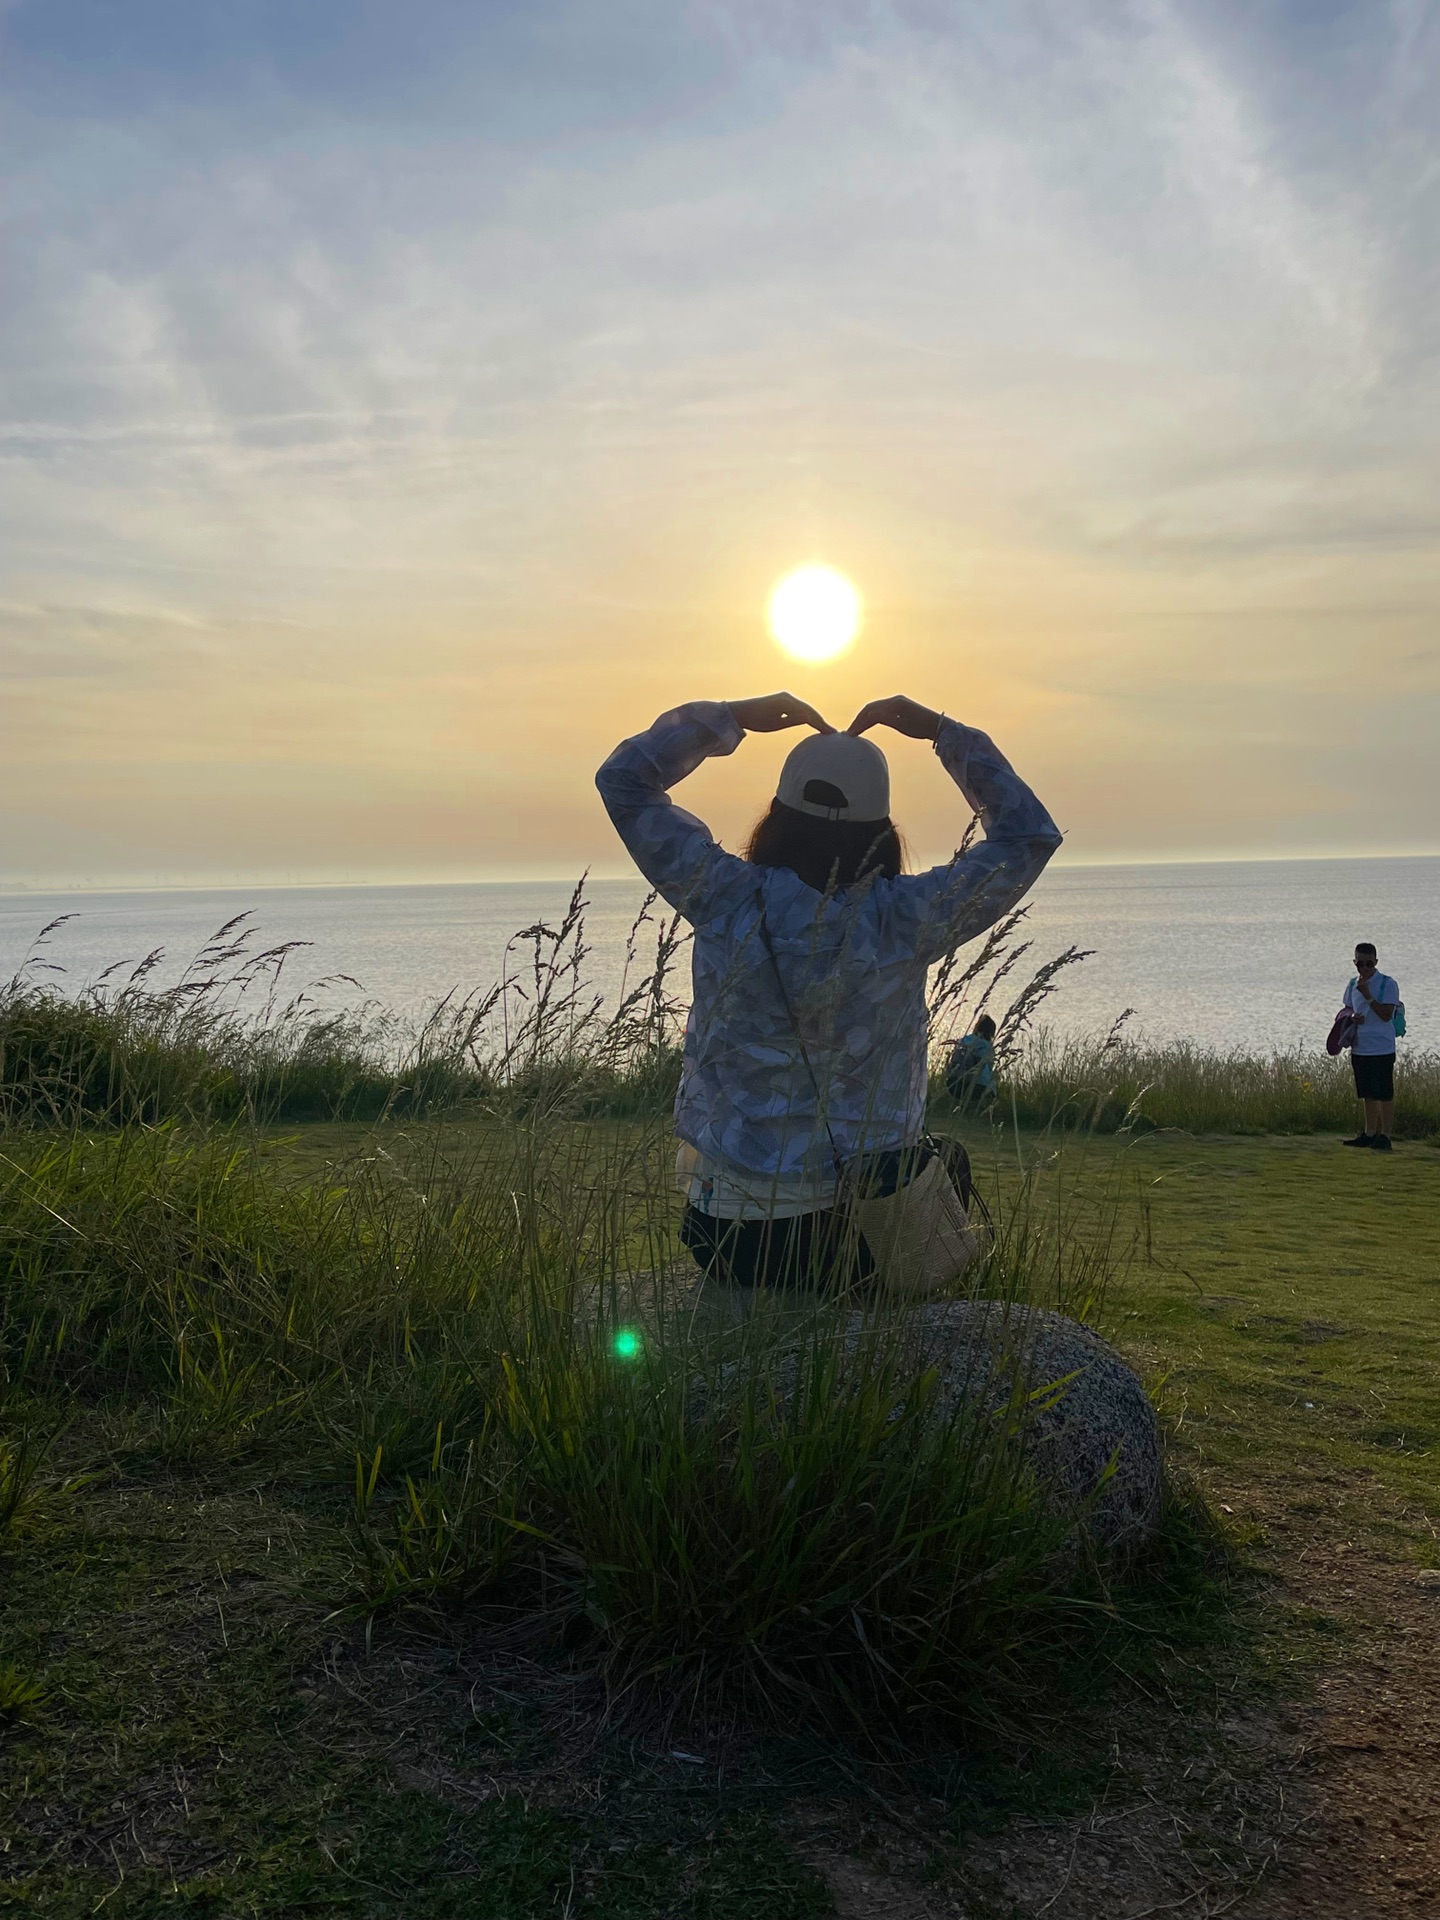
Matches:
[790,1467,1440,1920]
[1244,1480,1440,1917]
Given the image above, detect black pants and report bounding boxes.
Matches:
[680,1204,876,1293]
[679,1139,975,1293]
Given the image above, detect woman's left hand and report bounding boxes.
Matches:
[729,693,833,734]
[847,694,944,740]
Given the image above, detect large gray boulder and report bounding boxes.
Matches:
[697,1297,1163,1560]
[874,1301,1163,1558]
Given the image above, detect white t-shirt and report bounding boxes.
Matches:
[1345,972,1399,1055]
[676,1143,838,1221]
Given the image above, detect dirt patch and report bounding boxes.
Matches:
[1240,1483,1440,1917]
[792,1472,1440,1919]
[792,1706,1301,1919]
[812,1852,951,1919]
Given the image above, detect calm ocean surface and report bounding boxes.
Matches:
[1,858,1434,1055]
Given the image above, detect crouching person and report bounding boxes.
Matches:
[945,1014,998,1116]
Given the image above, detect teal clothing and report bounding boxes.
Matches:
[945,1032,996,1106]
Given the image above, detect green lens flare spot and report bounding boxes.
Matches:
[612,1328,643,1362]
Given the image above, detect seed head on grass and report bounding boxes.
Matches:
[0,892,1198,1750]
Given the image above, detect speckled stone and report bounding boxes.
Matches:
[705,1298,1163,1559]
[874,1301,1163,1558]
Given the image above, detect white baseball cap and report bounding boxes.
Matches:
[775,732,890,823]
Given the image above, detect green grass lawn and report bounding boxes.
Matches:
[1085,1127,1440,1516]
[1,1118,1437,1916]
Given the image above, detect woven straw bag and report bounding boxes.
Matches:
[848,1151,987,1297]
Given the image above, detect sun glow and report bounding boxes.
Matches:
[767,566,862,664]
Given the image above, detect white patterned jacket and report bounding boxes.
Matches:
[596,701,1062,1181]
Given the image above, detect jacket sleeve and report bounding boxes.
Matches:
[595,700,752,922]
[883,720,1063,965]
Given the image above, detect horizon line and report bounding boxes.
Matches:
[3,846,1440,901]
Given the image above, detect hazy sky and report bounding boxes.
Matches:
[4,0,1438,887]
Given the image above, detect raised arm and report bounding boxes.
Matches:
[1355,978,1397,1024]
[595,694,829,921]
[848,695,1063,963]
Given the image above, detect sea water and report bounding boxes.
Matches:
[1,857,1434,1055]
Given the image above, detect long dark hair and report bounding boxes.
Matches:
[745,799,906,895]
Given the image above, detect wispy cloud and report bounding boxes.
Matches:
[2,0,1437,882]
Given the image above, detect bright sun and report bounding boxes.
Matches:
[767,565,862,664]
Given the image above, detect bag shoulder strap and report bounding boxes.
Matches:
[753,888,846,1182]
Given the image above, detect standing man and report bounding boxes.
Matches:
[1342,942,1399,1152]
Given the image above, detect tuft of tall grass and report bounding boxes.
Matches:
[0,1084,1157,1734]
[0,1431,50,1540]
[972,1029,1440,1140]
[0,1664,46,1723]
[0,887,688,1129]
[0,888,1206,1739]
[492,1299,1089,1729]
[349,1424,525,1611]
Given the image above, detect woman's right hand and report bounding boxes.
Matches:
[729,693,833,734]
[847,695,944,740]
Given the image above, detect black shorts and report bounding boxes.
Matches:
[680,1204,876,1293]
[1352,1052,1395,1101]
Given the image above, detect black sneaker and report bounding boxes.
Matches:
[1341,1133,1373,1148]
[1370,1134,1393,1152]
